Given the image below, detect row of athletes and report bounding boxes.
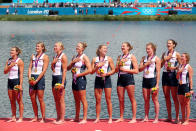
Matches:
[4,40,193,125]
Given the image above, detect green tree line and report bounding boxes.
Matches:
[0,0,12,3]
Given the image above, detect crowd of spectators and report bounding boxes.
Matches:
[9,1,196,8]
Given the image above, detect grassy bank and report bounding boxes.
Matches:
[0,15,196,21]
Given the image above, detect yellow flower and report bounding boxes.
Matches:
[118,61,125,66]
[167,62,171,67]
[185,93,191,98]
[14,85,20,91]
[29,77,35,81]
[71,67,77,74]
[29,77,35,85]
[151,87,157,94]
[55,83,62,90]
[97,68,104,75]
[100,69,104,74]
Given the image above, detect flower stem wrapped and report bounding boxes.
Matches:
[29,77,35,86]
[55,83,63,90]
[118,61,125,67]
[151,87,158,94]
[14,85,20,91]
[71,67,77,74]
[185,92,192,98]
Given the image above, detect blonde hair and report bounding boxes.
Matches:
[96,45,106,56]
[56,41,64,50]
[146,42,157,54]
[12,46,22,56]
[79,42,87,50]
[183,53,190,63]
[36,41,46,52]
[123,42,133,51]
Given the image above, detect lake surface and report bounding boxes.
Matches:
[0,21,196,119]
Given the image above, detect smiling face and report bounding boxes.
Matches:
[76,43,84,54]
[167,40,175,51]
[146,45,153,56]
[99,45,107,56]
[181,53,188,64]
[36,43,44,53]
[10,48,17,58]
[121,43,129,54]
[54,43,61,53]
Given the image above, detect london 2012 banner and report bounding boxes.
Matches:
[0,7,195,15]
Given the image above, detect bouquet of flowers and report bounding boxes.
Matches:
[55,83,63,90]
[14,85,21,99]
[71,67,77,74]
[151,87,158,94]
[29,77,35,86]
[14,85,20,91]
[118,61,125,67]
[97,69,105,80]
[185,92,192,98]
[97,68,104,75]
[167,62,171,67]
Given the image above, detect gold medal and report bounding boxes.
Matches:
[145,70,149,75]
[34,68,37,73]
[167,62,171,67]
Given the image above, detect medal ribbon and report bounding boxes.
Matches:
[34,53,43,70]
[192,93,196,101]
[167,50,174,60]
[60,88,63,96]
[98,56,106,82]
[180,64,187,84]
[53,52,62,69]
[72,53,83,83]
[8,57,18,66]
[165,50,174,67]
[17,90,23,99]
[118,54,129,77]
[146,55,154,71]
[98,56,105,73]
[73,74,77,84]
[30,88,33,95]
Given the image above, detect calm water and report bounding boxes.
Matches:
[0,21,196,119]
